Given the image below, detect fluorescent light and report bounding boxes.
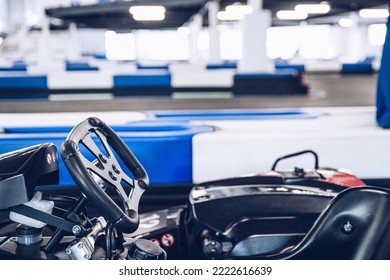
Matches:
[295,3,331,14]
[359,9,389,19]
[217,4,253,21]
[338,18,354,28]
[129,6,166,21]
[276,10,308,20]
[225,4,253,15]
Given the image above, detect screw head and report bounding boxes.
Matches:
[72,225,82,235]
[99,154,108,164]
[109,170,118,181]
[138,180,147,189]
[112,164,120,174]
[342,221,354,234]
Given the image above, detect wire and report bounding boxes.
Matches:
[42,195,78,205]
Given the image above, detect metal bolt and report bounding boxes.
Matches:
[77,242,84,249]
[138,180,147,189]
[109,170,118,181]
[65,249,71,255]
[112,164,120,174]
[342,221,354,234]
[72,225,82,235]
[99,154,108,164]
[84,254,91,260]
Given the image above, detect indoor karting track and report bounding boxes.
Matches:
[0,63,388,262]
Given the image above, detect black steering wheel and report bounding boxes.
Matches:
[60,117,148,233]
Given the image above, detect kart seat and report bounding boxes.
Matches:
[260,187,390,260]
[0,143,59,209]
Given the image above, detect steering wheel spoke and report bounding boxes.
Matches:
[94,130,115,157]
[126,180,144,210]
[81,133,106,160]
[79,155,105,177]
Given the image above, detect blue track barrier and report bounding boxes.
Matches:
[0,122,213,186]
[342,63,373,74]
[0,73,47,89]
[114,70,171,88]
[66,62,99,71]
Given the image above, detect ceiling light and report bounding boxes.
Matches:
[359,9,389,19]
[225,4,253,15]
[217,4,253,21]
[129,6,166,21]
[338,18,354,28]
[295,3,331,14]
[276,10,308,20]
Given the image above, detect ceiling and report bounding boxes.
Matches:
[45,0,389,31]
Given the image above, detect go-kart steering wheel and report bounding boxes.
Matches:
[60,117,148,233]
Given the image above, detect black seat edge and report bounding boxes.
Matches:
[247,187,390,260]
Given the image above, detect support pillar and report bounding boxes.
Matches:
[208,0,221,64]
[238,0,272,73]
[189,13,203,64]
[346,12,366,62]
[37,17,52,70]
[67,22,82,61]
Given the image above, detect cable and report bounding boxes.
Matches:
[105,222,114,260]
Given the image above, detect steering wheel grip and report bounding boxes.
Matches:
[60,117,149,233]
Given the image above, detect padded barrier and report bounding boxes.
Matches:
[341,63,373,74]
[113,70,171,88]
[0,122,213,186]
[82,53,107,60]
[0,107,387,186]
[136,63,169,70]
[206,62,237,70]
[233,70,308,95]
[192,107,390,183]
[0,63,27,72]
[0,73,47,89]
[66,62,99,71]
[170,66,234,88]
[275,64,305,72]
[275,62,375,74]
[0,109,320,186]
[0,67,306,96]
[234,71,299,79]
[47,71,113,89]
